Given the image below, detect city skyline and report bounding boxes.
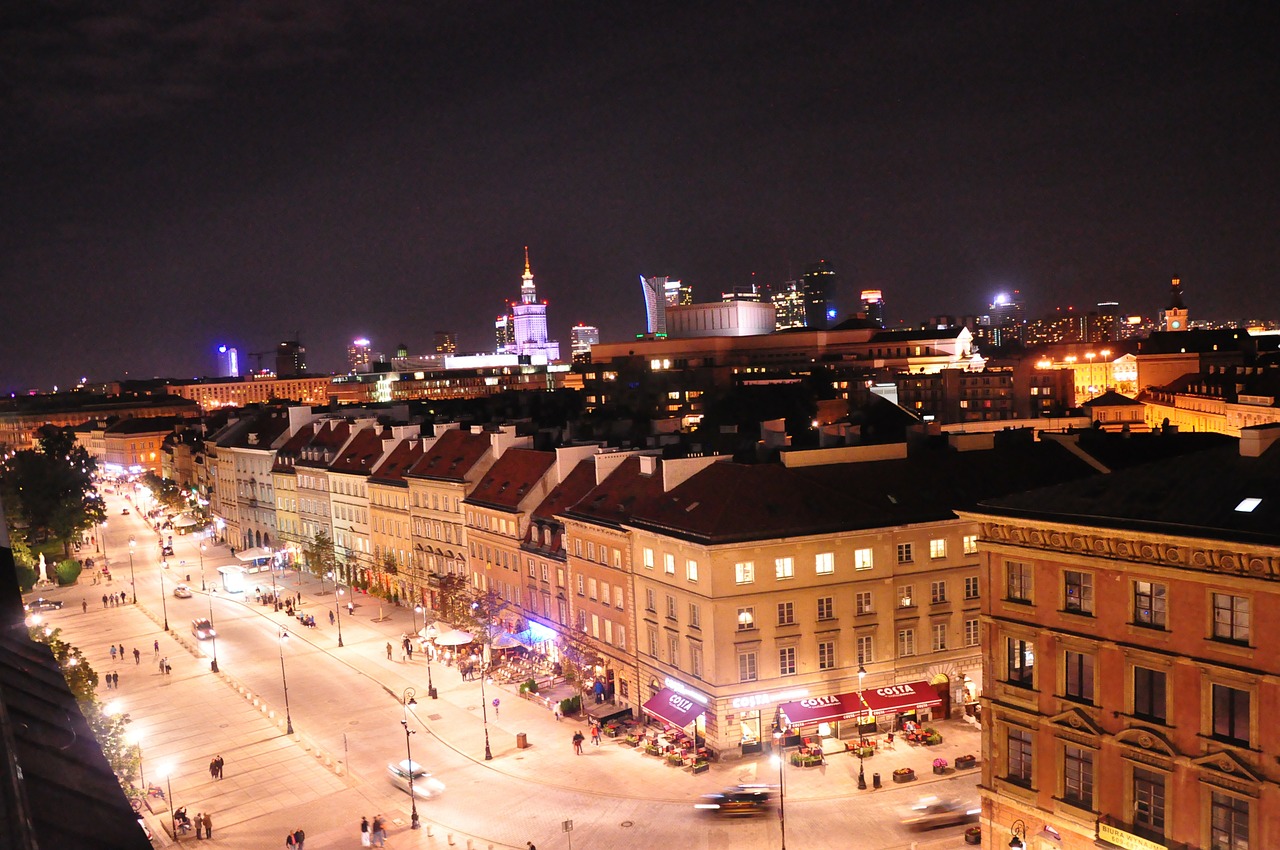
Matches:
[3,3,1277,390]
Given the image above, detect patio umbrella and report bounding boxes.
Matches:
[172,514,198,528]
[433,629,474,646]
[490,632,522,650]
[420,622,453,640]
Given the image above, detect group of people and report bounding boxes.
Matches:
[284,826,306,848]
[360,815,387,847]
[101,591,128,607]
[208,754,225,780]
[173,808,213,839]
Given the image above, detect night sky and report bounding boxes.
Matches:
[3,2,1278,391]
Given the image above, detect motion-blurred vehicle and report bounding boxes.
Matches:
[161,544,175,557]
[901,796,980,831]
[24,598,64,612]
[121,507,130,514]
[694,785,775,816]
[191,618,216,640]
[387,760,445,798]
[173,584,193,599]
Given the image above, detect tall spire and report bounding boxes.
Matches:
[520,245,536,304]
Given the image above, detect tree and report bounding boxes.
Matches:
[436,573,474,626]
[557,625,601,708]
[1,428,104,557]
[302,531,337,584]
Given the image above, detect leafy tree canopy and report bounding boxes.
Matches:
[1,428,104,556]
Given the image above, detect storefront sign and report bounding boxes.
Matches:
[664,676,710,705]
[1098,824,1165,850]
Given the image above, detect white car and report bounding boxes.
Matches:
[901,796,980,831]
[387,760,445,798]
[173,584,193,598]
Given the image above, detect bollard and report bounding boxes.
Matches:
[873,771,881,789]
[426,824,433,837]
[466,839,474,850]
[447,833,456,846]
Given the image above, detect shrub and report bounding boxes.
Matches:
[932,757,948,768]
[559,695,581,715]
[14,561,37,592]
[55,559,83,586]
[927,733,943,745]
[522,677,539,694]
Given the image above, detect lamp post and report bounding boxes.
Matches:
[423,623,437,699]
[159,554,169,631]
[473,602,493,760]
[1009,818,1027,849]
[198,543,206,591]
[402,687,421,829]
[269,547,279,610]
[278,628,294,734]
[412,603,422,634]
[127,731,145,791]
[856,665,867,790]
[128,537,137,604]
[207,585,219,673]
[772,728,787,850]
[158,766,176,840]
[331,577,345,647]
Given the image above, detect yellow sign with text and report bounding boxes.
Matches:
[1098,823,1166,850]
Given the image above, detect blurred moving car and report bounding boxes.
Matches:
[161,544,175,557]
[191,618,216,640]
[387,760,445,798]
[24,598,64,612]
[173,584,193,598]
[121,508,130,514]
[694,785,775,816]
[901,796,980,831]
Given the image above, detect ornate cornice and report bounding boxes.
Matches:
[979,519,1280,581]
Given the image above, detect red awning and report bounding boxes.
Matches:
[642,688,705,728]
[859,681,942,715]
[779,680,942,726]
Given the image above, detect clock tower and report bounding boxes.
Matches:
[1160,277,1188,332]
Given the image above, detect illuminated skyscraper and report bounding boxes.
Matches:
[215,345,239,378]
[769,279,807,330]
[434,331,458,354]
[640,275,677,336]
[347,338,372,373]
[803,259,837,330]
[860,289,885,327]
[275,339,307,377]
[570,324,600,363]
[500,247,560,360]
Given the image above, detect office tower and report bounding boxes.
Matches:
[982,291,1026,347]
[1093,301,1121,342]
[495,313,515,353]
[721,284,762,302]
[434,331,458,354]
[570,324,600,363]
[860,289,885,327]
[640,275,672,336]
[215,345,239,378]
[347,338,372,373]
[275,339,307,377]
[769,279,807,330]
[665,278,692,306]
[1160,277,1189,331]
[803,259,837,330]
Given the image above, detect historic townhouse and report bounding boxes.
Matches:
[295,419,355,573]
[520,456,600,642]
[601,435,1099,757]
[404,425,525,610]
[271,425,315,556]
[368,430,430,603]
[327,421,404,585]
[216,408,309,551]
[963,424,1280,850]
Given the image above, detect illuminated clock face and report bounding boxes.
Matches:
[1172,321,1182,329]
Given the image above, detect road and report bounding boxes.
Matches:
[44,485,981,850]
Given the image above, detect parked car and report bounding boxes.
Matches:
[24,597,64,612]
[173,584,193,599]
[901,796,980,831]
[387,760,445,798]
[694,785,775,816]
[191,618,216,640]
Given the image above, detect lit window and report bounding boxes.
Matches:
[735,561,755,584]
[854,548,874,570]
[775,557,794,580]
[663,553,675,575]
[686,559,699,582]
[815,552,835,575]
[642,548,654,570]
[929,538,947,559]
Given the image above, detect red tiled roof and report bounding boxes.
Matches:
[271,424,316,472]
[532,459,598,522]
[329,426,389,475]
[220,410,292,450]
[369,437,428,486]
[466,448,555,510]
[406,428,491,481]
[297,419,352,468]
[561,456,669,528]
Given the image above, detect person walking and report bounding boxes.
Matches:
[572,730,584,754]
[209,758,218,780]
[102,593,109,609]
[201,812,212,839]
[386,642,393,660]
[590,721,601,746]
[372,815,386,848]
[112,671,119,689]
[110,645,117,662]
[153,639,160,657]
[360,816,370,847]
[214,754,224,779]
[82,599,88,614]
[118,643,125,660]
[328,610,335,626]
[347,601,354,616]
[133,647,141,664]
[159,656,166,674]
[293,827,305,849]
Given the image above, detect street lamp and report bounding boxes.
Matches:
[207,586,219,673]
[772,728,787,850]
[412,603,423,634]
[157,765,176,841]
[856,665,867,790]
[331,577,345,647]
[126,730,145,791]
[473,602,493,760]
[402,688,421,830]
[423,623,437,699]
[198,543,206,592]
[1009,819,1027,849]
[159,554,169,631]
[278,628,294,735]
[128,537,137,604]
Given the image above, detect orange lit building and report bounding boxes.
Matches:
[963,423,1280,850]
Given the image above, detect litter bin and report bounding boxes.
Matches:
[872,772,881,789]
[516,732,529,749]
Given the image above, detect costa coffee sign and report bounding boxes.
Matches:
[666,692,694,714]
[874,684,920,698]
[798,694,842,709]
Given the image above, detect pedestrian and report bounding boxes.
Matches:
[102,593,109,608]
[164,661,171,676]
[348,601,354,616]
[591,722,601,745]
[493,698,500,719]
[528,843,537,850]
[159,656,166,673]
[293,827,305,849]
[372,815,386,848]
[119,591,126,605]
[296,592,302,606]
[406,644,413,660]
[553,705,561,722]
[386,642,393,660]
[112,671,119,689]
[214,754,224,779]
[209,758,217,779]
[194,811,204,839]
[286,831,296,847]
[201,812,212,838]
[572,730,584,754]
[118,643,125,659]
[360,816,370,847]
[329,610,335,626]
[82,599,88,614]
[133,647,141,664]
[104,672,112,690]
[110,645,118,661]
[153,639,160,657]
